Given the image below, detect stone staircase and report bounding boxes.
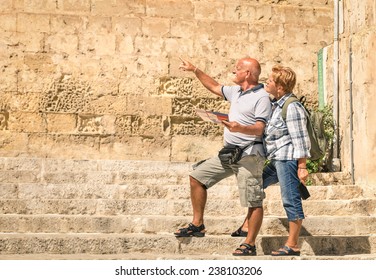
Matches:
[0,157,375,260]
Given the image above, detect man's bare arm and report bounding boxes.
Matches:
[179,57,223,97]
[221,120,265,136]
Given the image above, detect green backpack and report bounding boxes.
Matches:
[281,95,327,161]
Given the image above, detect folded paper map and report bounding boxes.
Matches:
[195,109,228,124]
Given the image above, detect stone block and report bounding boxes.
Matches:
[88,95,126,115]
[46,113,77,133]
[0,63,18,92]
[50,15,85,34]
[313,8,334,26]
[125,95,172,116]
[224,3,257,22]
[170,135,222,162]
[14,32,44,52]
[84,16,112,35]
[279,6,332,26]
[27,133,101,159]
[18,54,56,93]
[0,0,12,12]
[307,25,332,46]
[14,0,57,12]
[254,5,273,23]
[46,33,79,54]
[99,135,171,161]
[91,0,146,16]
[43,170,114,185]
[275,0,332,6]
[0,157,42,172]
[170,19,197,39]
[356,215,376,235]
[134,36,166,57]
[57,0,91,12]
[250,23,284,43]
[17,13,50,33]
[0,171,40,184]
[39,76,92,113]
[113,16,142,35]
[0,14,16,32]
[0,183,18,199]
[118,56,169,78]
[211,21,249,39]
[194,1,225,21]
[64,56,96,79]
[172,96,228,117]
[146,0,194,19]
[8,112,46,133]
[117,34,135,54]
[41,158,98,173]
[77,114,116,135]
[80,33,116,56]
[0,92,40,112]
[284,24,308,44]
[141,17,170,37]
[157,76,194,98]
[0,132,28,156]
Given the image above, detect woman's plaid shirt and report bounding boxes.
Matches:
[264,93,311,160]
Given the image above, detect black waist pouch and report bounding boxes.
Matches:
[218,146,243,165]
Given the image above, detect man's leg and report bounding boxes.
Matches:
[175,176,207,237]
[190,176,207,226]
[233,207,263,255]
[175,156,232,237]
[232,155,264,255]
[241,207,263,245]
[232,161,278,235]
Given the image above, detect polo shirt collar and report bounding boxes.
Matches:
[239,84,264,96]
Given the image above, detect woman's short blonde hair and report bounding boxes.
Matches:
[271,65,296,93]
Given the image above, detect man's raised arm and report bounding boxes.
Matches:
[179,57,223,97]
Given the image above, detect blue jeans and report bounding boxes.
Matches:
[262,160,305,221]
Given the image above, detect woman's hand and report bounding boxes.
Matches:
[297,168,309,184]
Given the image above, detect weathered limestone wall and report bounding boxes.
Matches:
[336,0,376,186]
[0,0,333,162]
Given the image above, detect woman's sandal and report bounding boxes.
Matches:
[174,223,206,237]
[230,226,248,237]
[271,245,301,256]
[232,243,256,256]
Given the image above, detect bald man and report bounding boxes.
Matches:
[174,57,272,256]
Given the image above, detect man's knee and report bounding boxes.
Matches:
[248,206,263,212]
[189,176,206,189]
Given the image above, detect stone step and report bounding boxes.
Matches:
[1,252,376,260]
[0,198,374,216]
[0,157,353,186]
[0,233,375,256]
[0,215,375,236]
[0,157,372,260]
[0,169,352,187]
[0,183,366,201]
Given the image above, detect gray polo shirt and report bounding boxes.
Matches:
[221,84,272,156]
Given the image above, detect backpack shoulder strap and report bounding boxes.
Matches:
[281,94,300,122]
